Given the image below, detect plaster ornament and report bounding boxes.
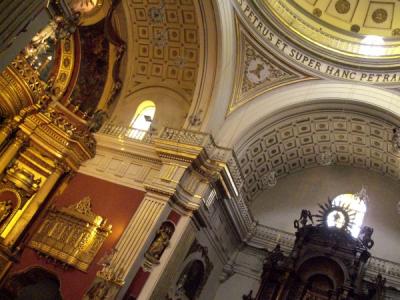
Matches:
[335,0,351,14]
[246,58,269,84]
[372,8,388,24]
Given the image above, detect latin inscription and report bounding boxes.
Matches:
[237,0,400,84]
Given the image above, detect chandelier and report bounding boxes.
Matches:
[317,150,336,166]
[262,171,277,188]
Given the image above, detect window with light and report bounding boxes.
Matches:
[127,101,156,140]
[330,193,366,238]
[130,100,156,131]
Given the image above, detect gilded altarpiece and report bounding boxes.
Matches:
[29,197,112,271]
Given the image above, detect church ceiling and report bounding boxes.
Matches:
[229,20,315,114]
[291,0,400,37]
[237,110,400,202]
[236,0,400,72]
[125,0,200,103]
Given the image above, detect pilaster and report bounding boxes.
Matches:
[80,125,244,299]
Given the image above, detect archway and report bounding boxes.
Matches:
[0,267,62,300]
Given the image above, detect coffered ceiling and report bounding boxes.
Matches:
[125,0,200,103]
[237,109,400,202]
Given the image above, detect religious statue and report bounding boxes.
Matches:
[0,200,13,225]
[294,209,313,229]
[146,222,175,261]
[359,226,374,249]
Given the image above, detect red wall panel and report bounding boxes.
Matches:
[10,173,145,300]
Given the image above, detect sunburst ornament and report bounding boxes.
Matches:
[315,199,356,233]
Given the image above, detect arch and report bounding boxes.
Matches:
[129,100,156,131]
[0,267,62,300]
[112,86,190,130]
[170,259,206,300]
[187,0,236,134]
[296,256,346,290]
[214,81,400,148]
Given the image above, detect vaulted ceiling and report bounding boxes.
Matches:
[123,0,201,104]
[236,107,400,202]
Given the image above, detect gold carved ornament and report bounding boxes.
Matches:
[29,196,112,271]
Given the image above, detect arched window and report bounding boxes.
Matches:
[130,100,156,131]
[331,193,367,238]
[127,101,156,139]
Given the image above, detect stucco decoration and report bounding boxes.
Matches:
[229,19,314,114]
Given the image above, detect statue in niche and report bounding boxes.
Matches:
[146,222,175,261]
[294,209,313,229]
[0,200,13,225]
[359,226,374,249]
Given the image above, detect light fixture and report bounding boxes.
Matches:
[359,35,385,57]
[317,150,336,166]
[392,128,400,152]
[262,171,277,188]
